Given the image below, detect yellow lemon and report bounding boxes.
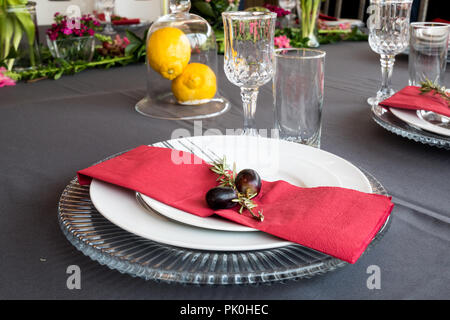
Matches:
[147,27,191,80]
[172,63,217,105]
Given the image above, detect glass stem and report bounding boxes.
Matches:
[240,87,259,135]
[379,54,395,98]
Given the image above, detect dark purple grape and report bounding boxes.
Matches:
[205,187,238,210]
[235,169,261,195]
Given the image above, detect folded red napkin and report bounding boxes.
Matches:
[113,18,140,25]
[319,13,338,21]
[78,146,394,264]
[379,86,450,118]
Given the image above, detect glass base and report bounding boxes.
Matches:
[367,96,380,106]
[367,90,396,107]
[102,24,116,35]
[279,134,321,148]
[135,93,230,120]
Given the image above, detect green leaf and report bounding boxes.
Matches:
[53,69,64,80]
[125,30,143,45]
[124,42,140,56]
[94,33,113,43]
[2,15,14,61]
[193,2,216,18]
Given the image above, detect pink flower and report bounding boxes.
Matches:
[114,35,130,49]
[264,4,290,17]
[0,67,16,87]
[63,28,73,35]
[274,35,291,49]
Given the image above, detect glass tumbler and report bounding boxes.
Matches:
[408,22,449,86]
[273,48,326,148]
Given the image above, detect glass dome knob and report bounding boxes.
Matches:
[170,0,191,14]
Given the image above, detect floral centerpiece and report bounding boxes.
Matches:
[46,12,102,62]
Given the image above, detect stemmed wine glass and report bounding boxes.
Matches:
[97,0,116,35]
[279,0,296,28]
[367,0,412,106]
[222,11,277,136]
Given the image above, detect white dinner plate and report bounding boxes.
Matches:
[139,135,371,232]
[89,135,373,251]
[390,107,450,137]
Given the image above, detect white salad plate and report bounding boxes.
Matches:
[138,135,371,232]
[390,108,450,137]
[89,135,372,251]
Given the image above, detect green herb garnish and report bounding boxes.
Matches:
[420,78,450,106]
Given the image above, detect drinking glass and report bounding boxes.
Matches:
[97,0,116,35]
[274,48,326,148]
[278,0,296,27]
[408,22,449,86]
[367,0,412,106]
[222,11,277,136]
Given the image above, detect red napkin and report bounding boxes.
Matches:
[379,86,450,118]
[113,18,140,25]
[78,146,394,264]
[319,13,338,21]
[432,18,450,24]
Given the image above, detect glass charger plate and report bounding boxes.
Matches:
[58,157,391,285]
[371,105,450,150]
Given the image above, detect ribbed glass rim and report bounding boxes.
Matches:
[222,11,277,20]
[410,22,450,30]
[370,0,413,4]
[275,48,326,59]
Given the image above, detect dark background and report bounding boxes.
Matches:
[243,0,449,22]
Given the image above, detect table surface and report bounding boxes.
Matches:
[0,41,449,300]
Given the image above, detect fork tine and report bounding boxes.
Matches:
[183,138,221,164]
[156,138,222,164]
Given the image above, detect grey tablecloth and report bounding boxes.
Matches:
[0,41,449,300]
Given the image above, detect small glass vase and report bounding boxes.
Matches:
[47,35,95,62]
[0,1,41,71]
[299,0,320,48]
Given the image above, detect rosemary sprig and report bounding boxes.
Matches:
[419,79,450,106]
[209,157,264,222]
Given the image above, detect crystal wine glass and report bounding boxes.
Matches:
[278,0,296,27]
[97,0,116,35]
[222,11,277,136]
[367,0,412,106]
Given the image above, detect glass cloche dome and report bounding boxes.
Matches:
[135,0,230,120]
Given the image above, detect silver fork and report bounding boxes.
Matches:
[158,138,222,165]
